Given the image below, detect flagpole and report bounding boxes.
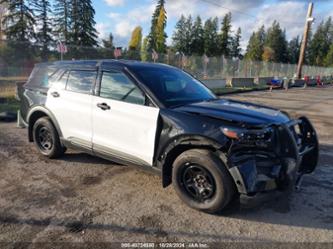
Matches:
[57,40,63,61]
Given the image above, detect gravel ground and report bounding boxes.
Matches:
[0,86,332,244]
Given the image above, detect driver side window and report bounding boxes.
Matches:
[100,71,145,105]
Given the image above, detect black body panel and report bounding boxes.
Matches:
[174,99,291,126]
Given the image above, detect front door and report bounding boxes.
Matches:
[92,69,160,166]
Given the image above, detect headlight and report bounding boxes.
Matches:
[222,127,274,145]
[222,128,240,140]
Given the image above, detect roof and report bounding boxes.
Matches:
[35,59,176,70]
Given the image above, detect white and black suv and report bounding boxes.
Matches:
[17,60,319,213]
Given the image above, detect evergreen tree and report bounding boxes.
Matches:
[172,15,186,53]
[245,26,265,61]
[32,0,53,60]
[287,36,300,64]
[191,16,204,55]
[54,0,70,43]
[0,0,35,41]
[147,0,167,53]
[324,43,333,66]
[203,17,219,57]
[70,0,98,47]
[141,36,149,61]
[0,2,8,40]
[219,12,232,57]
[183,15,193,55]
[102,33,114,49]
[264,21,288,62]
[172,15,193,55]
[308,18,333,66]
[155,3,167,53]
[230,27,242,59]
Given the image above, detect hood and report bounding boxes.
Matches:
[174,99,290,127]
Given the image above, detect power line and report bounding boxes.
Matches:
[196,0,306,26]
[199,0,256,19]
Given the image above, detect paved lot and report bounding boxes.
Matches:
[0,86,333,243]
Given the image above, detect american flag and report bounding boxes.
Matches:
[152,49,159,62]
[203,54,210,65]
[57,42,68,54]
[182,54,188,68]
[114,48,122,59]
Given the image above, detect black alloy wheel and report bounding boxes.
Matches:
[172,149,236,213]
[181,164,216,202]
[32,117,66,158]
[36,126,54,152]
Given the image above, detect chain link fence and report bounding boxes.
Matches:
[1,40,333,80]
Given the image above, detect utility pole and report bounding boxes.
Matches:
[297,2,314,79]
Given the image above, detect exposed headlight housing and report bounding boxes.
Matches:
[222,128,240,140]
[222,127,274,146]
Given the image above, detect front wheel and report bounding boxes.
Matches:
[172,149,236,213]
[32,117,66,159]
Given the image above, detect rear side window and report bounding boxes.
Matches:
[66,70,97,94]
[100,71,145,105]
[26,65,58,89]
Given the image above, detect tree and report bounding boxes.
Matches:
[0,0,35,41]
[54,0,70,43]
[245,26,265,61]
[308,18,333,66]
[219,12,232,57]
[0,2,8,40]
[32,0,53,60]
[324,43,333,67]
[262,46,274,62]
[172,15,186,53]
[230,27,242,59]
[147,0,167,53]
[203,17,219,57]
[191,16,204,55]
[129,26,142,50]
[70,0,98,47]
[172,15,193,55]
[102,33,114,49]
[287,36,300,64]
[128,26,142,60]
[141,36,149,61]
[264,21,288,62]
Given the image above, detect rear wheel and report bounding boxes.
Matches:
[33,117,66,158]
[172,149,236,213]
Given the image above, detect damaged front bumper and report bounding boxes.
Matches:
[227,116,319,203]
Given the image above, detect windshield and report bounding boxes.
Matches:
[131,66,216,108]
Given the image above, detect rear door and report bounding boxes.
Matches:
[46,69,97,148]
[92,69,160,166]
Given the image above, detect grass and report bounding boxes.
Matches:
[0,97,20,113]
[213,85,269,95]
[0,76,28,82]
[0,77,21,112]
[0,76,27,98]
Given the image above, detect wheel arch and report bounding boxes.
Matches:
[159,135,228,188]
[27,106,63,143]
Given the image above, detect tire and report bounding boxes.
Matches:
[172,149,236,213]
[32,117,66,159]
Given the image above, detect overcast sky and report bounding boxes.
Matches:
[94,0,333,50]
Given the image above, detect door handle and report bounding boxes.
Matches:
[51,92,60,98]
[97,103,111,111]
